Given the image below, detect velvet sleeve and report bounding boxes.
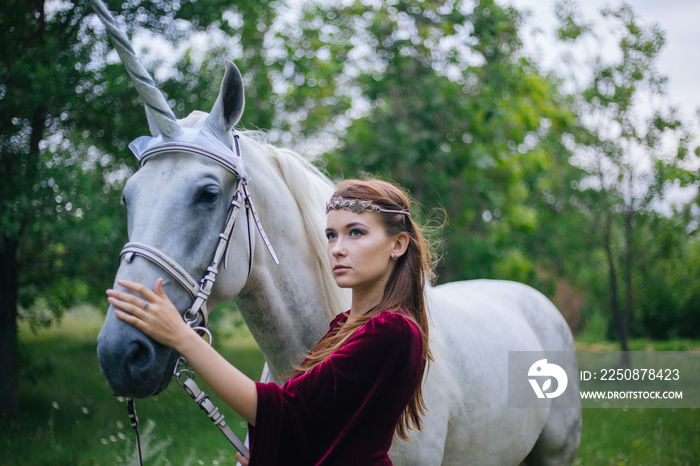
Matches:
[248,311,423,466]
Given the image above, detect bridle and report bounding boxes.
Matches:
[120,133,279,327]
[119,131,279,462]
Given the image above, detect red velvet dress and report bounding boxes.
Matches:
[248,309,424,465]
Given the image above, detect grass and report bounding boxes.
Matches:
[3,306,265,465]
[575,408,699,465]
[574,339,700,464]
[3,306,699,465]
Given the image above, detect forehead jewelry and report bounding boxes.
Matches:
[326,196,411,216]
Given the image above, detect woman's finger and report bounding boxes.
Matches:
[154,277,167,299]
[107,278,189,349]
[114,308,142,326]
[117,279,159,302]
[107,296,144,317]
[106,289,149,312]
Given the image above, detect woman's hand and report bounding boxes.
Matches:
[107,278,193,351]
[235,452,250,465]
[109,278,259,426]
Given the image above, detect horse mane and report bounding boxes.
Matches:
[241,133,347,322]
[178,111,346,322]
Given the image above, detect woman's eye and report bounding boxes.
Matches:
[326,232,337,241]
[349,229,364,237]
[198,187,220,203]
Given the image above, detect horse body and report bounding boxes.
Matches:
[92,5,580,460]
[397,280,581,465]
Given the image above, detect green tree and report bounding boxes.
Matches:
[635,206,700,339]
[1,0,115,416]
[555,1,698,350]
[298,0,580,286]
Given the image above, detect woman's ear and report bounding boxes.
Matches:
[391,232,410,259]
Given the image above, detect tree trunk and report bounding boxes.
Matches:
[0,234,20,415]
[624,210,634,327]
[603,215,629,362]
[0,106,45,417]
[621,209,634,366]
[0,100,47,415]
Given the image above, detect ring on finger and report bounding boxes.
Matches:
[143,300,150,310]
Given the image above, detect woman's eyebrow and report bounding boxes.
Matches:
[325,222,369,234]
[345,222,368,229]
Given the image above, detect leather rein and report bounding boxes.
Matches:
[119,133,279,463]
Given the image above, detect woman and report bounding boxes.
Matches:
[107,179,435,465]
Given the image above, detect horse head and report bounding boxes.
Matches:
[93,0,267,397]
[96,58,257,397]
[93,0,347,398]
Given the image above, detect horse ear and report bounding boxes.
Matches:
[205,61,245,142]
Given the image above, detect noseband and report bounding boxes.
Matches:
[117,132,279,462]
[119,133,279,327]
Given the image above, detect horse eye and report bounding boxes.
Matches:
[121,194,127,206]
[198,186,220,203]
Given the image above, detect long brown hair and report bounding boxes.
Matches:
[295,178,436,440]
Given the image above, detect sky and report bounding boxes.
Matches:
[507,0,700,125]
[506,0,700,209]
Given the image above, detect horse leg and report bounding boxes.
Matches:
[523,365,582,465]
[523,405,581,466]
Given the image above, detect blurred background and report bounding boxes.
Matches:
[1,0,698,464]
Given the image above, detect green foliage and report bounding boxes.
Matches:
[578,309,609,343]
[635,214,700,339]
[553,1,699,343]
[306,0,581,286]
[555,0,591,41]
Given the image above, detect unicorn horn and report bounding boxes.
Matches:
[91,0,182,138]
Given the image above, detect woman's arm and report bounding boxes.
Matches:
[107,279,258,425]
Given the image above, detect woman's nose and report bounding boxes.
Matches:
[331,239,346,257]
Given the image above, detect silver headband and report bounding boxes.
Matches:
[326,196,411,216]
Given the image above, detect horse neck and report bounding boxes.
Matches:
[231,137,348,380]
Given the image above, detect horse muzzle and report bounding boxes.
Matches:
[97,305,178,398]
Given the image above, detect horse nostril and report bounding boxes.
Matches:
[126,339,155,378]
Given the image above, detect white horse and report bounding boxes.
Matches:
[93,3,581,464]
